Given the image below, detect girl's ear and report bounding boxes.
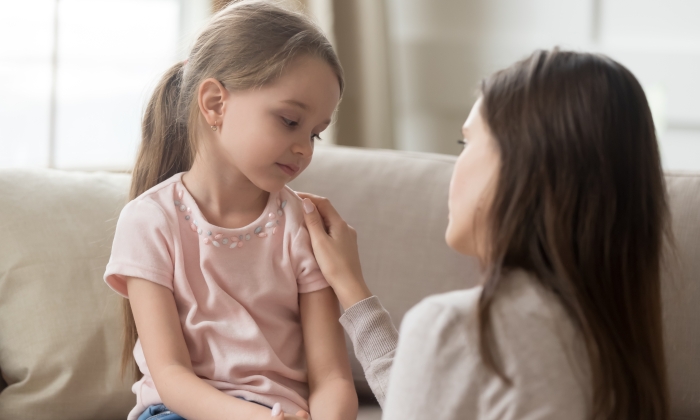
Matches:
[198,78,228,128]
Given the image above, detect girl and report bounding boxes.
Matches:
[103,2,357,420]
[300,49,671,419]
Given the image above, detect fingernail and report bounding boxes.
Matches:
[303,198,314,214]
[271,403,281,417]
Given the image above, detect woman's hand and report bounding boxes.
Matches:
[298,193,372,310]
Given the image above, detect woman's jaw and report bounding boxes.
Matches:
[445,97,500,262]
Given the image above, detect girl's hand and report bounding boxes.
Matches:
[270,413,308,420]
[298,193,372,310]
[291,411,310,420]
[269,403,310,420]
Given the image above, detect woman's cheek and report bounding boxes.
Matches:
[446,166,476,254]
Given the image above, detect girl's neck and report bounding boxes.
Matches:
[182,153,269,229]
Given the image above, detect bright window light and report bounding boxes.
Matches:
[0,0,210,170]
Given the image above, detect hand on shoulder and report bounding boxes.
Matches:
[296,193,372,310]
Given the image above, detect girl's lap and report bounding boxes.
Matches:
[137,404,185,420]
[138,398,272,420]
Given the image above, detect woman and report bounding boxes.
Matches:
[299,49,670,419]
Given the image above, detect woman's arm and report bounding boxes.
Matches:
[127,277,306,420]
[382,297,481,420]
[299,193,399,406]
[338,296,398,407]
[300,287,358,420]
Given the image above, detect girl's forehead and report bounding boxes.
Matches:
[262,60,341,108]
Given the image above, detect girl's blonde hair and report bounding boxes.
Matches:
[122,0,344,379]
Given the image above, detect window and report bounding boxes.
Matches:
[0,0,210,170]
[385,0,700,170]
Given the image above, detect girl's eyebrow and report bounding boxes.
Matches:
[281,99,309,110]
[281,99,331,125]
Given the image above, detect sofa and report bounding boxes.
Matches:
[0,146,698,420]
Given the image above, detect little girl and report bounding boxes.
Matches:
[103,2,356,420]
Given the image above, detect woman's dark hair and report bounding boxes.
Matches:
[479,48,670,420]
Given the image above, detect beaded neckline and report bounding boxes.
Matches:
[173,183,286,249]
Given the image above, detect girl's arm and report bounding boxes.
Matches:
[127,276,305,420]
[299,193,398,406]
[300,287,358,420]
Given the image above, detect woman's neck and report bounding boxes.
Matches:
[182,153,269,229]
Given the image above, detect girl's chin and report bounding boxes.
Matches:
[249,174,287,194]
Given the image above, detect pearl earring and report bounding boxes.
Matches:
[211,121,217,131]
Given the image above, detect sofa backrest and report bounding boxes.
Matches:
[0,168,134,419]
[0,146,698,419]
[661,173,700,420]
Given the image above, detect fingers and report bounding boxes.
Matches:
[271,402,282,417]
[271,403,310,420]
[296,193,346,227]
[301,198,329,240]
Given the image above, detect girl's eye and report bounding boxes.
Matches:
[311,134,323,142]
[282,117,298,127]
[457,139,468,147]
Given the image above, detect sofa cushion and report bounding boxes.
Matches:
[663,173,700,420]
[0,169,134,420]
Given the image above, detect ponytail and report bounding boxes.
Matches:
[131,61,193,200]
[121,61,193,380]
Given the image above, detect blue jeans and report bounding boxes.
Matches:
[137,404,185,420]
[138,399,273,420]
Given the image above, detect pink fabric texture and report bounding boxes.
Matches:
[104,173,328,420]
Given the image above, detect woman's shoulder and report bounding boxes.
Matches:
[396,271,590,417]
[491,269,572,328]
[408,287,482,322]
[402,270,573,347]
[488,272,591,415]
[401,287,483,347]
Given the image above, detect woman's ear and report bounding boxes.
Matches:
[198,78,228,128]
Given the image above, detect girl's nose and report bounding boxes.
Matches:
[291,134,314,157]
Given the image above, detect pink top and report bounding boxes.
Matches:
[104,173,328,420]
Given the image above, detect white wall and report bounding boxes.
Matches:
[385,0,700,170]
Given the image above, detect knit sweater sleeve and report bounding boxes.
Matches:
[339,296,399,407]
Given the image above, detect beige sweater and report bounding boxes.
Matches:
[339,271,592,419]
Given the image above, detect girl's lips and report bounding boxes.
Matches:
[276,163,299,176]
